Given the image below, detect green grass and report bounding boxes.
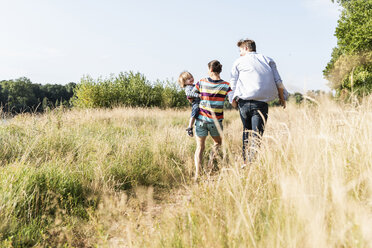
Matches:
[0,108,195,247]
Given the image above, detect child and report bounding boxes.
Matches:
[178,71,200,137]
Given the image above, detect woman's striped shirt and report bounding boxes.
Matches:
[192,77,232,123]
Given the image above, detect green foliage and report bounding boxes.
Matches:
[1,72,189,112]
[0,78,76,113]
[0,78,38,112]
[72,71,189,108]
[293,92,304,104]
[335,1,372,54]
[224,98,233,109]
[268,98,281,107]
[331,0,351,4]
[269,91,332,106]
[160,79,189,108]
[269,92,305,106]
[0,161,97,247]
[324,0,372,97]
[41,82,76,108]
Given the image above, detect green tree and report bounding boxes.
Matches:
[331,0,352,5]
[0,77,38,112]
[324,0,372,97]
[0,78,77,113]
[41,84,74,107]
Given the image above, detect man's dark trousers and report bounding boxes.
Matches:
[238,99,268,162]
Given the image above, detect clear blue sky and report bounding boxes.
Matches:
[0,0,341,92]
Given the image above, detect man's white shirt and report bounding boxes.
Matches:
[228,52,284,103]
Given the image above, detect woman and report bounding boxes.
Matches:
[192,60,232,181]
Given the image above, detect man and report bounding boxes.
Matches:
[229,39,286,163]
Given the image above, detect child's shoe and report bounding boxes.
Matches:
[186,127,193,137]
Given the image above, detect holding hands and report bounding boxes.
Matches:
[231,99,238,109]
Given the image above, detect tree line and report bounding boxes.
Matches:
[1,72,310,115]
[0,72,190,114]
[0,78,76,113]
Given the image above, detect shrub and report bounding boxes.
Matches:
[72,72,189,108]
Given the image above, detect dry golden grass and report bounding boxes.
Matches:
[91,97,372,248]
[1,96,372,247]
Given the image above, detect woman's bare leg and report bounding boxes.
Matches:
[207,136,222,173]
[194,136,206,181]
[211,135,222,148]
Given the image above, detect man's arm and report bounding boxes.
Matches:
[269,60,284,89]
[226,87,237,109]
[229,61,239,104]
[278,87,286,109]
[269,59,286,108]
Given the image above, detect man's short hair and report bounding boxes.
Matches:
[237,39,256,52]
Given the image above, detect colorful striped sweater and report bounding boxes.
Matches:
[192,77,232,123]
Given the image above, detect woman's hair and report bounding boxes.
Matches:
[208,60,222,74]
[177,71,193,88]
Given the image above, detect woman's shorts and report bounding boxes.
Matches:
[195,119,223,137]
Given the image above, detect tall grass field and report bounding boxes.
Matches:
[0,96,371,247]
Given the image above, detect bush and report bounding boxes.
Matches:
[71,72,189,108]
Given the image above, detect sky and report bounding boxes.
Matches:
[0,0,341,92]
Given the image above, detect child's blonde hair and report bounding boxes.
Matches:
[177,71,193,88]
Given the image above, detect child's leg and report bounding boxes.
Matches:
[186,117,195,137]
[186,100,199,137]
[189,101,199,128]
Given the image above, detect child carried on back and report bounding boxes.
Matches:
[178,71,200,137]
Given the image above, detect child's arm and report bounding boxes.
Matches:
[186,91,200,98]
[185,85,200,98]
